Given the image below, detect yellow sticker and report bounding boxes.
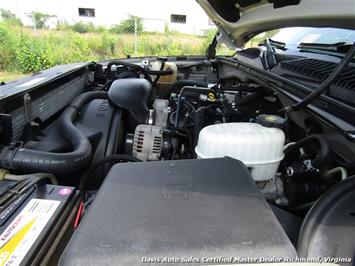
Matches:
[0,219,35,266]
[0,199,60,266]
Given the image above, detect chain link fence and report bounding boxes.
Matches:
[0,7,235,81]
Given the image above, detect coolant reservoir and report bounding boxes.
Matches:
[195,123,285,181]
[151,61,177,85]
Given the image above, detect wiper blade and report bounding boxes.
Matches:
[298,42,354,54]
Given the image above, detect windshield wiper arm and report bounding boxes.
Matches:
[269,39,287,50]
[285,42,355,112]
[206,33,218,60]
[264,38,277,70]
[259,39,286,50]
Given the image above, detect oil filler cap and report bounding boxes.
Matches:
[256,114,286,129]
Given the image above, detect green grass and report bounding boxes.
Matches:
[0,21,236,83]
[0,23,234,76]
[0,71,28,82]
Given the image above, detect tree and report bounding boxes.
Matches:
[110,16,143,34]
[0,9,23,26]
[28,11,51,29]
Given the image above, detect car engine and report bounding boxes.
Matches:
[0,56,354,265]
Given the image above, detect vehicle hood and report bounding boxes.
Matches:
[197,0,355,47]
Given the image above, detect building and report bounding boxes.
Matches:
[0,0,215,34]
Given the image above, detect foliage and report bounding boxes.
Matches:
[200,28,235,56]
[57,21,107,34]
[69,21,96,33]
[15,37,54,72]
[0,22,234,76]
[0,23,16,70]
[246,29,280,47]
[0,9,23,26]
[200,28,217,52]
[110,16,143,34]
[265,29,279,39]
[28,11,52,29]
[56,21,71,31]
[0,71,26,82]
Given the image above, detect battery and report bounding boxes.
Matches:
[0,180,78,266]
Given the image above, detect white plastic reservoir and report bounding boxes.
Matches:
[195,123,285,182]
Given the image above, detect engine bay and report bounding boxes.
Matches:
[0,54,354,265]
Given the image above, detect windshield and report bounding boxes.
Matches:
[271,27,355,47]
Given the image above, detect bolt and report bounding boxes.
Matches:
[286,167,294,177]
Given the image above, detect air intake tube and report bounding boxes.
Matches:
[0,91,108,174]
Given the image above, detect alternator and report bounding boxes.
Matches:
[132,125,163,161]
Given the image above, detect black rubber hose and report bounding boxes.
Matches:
[297,175,355,256]
[147,69,173,75]
[236,91,267,106]
[106,60,173,82]
[152,60,166,87]
[193,108,205,149]
[284,134,329,168]
[0,91,108,174]
[107,60,144,80]
[162,80,208,99]
[78,154,141,200]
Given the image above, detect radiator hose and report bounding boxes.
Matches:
[0,91,108,174]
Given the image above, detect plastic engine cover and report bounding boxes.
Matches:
[60,158,296,265]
